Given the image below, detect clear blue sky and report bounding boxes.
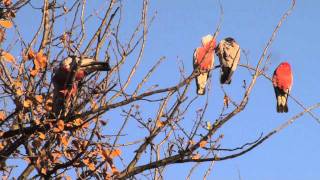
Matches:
[7,0,320,179]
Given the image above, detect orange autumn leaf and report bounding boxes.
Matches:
[23,99,32,108]
[38,132,46,140]
[61,134,69,147]
[57,120,65,130]
[156,120,165,128]
[2,51,15,63]
[199,140,207,148]
[73,118,82,126]
[2,0,12,6]
[30,69,38,77]
[16,89,23,96]
[110,149,122,158]
[53,120,64,132]
[40,167,47,175]
[0,142,4,151]
[82,158,90,165]
[35,51,47,69]
[35,95,43,103]
[88,162,96,171]
[13,80,22,88]
[0,19,13,28]
[0,111,5,121]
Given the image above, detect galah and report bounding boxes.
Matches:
[193,34,216,95]
[272,62,293,113]
[215,37,241,84]
[52,56,110,116]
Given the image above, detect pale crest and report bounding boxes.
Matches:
[201,34,214,45]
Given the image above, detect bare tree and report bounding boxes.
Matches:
[0,0,317,179]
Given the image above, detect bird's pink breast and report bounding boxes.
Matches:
[273,66,292,90]
[195,40,215,70]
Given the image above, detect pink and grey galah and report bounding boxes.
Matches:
[52,56,110,116]
[272,62,293,113]
[193,34,216,95]
[215,37,241,84]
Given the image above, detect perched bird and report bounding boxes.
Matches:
[215,37,241,84]
[272,62,293,113]
[52,56,110,116]
[193,34,216,95]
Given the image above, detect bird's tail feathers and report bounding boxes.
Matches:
[276,94,288,113]
[220,67,232,84]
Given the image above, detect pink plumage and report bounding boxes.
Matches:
[193,34,216,95]
[194,39,216,70]
[272,62,293,113]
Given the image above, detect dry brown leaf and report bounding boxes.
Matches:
[27,49,35,60]
[102,149,110,160]
[90,101,98,111]
[34,118,41,125]
[199,140,207,148]
[223,94,229,108]
[23,99,32,108]
[189,140,195,146]
[45,98,53,111]
[0,19,13,28]
[51,151,62,163]
[2,51,15,63]
[35,51,47,69]
[32,138,42,148]
[0,28,5,44]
